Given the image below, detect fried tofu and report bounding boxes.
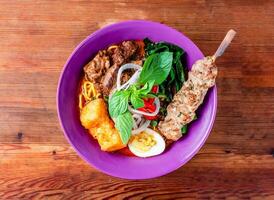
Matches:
[80,98,109,129]
[80,98,125,151]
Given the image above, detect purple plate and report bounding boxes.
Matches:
[57,20,217,179]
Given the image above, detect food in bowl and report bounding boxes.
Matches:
[78,30,236,158]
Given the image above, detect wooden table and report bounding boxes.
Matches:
[0,0,273,199]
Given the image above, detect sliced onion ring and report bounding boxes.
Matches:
[132,114,142,125]
[132,120,150,135]
[117,63,142,90]
[120,70,141,90]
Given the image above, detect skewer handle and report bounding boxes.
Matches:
[213,29,236,60]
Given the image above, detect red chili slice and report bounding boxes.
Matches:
[151,85,158,93]
[119,147,136,157]
[137,85,159,120]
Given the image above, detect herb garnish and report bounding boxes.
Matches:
[109,51,173,144]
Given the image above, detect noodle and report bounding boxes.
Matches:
[79,78,100,110]
[79,94,84,110]
[107,45,118,51]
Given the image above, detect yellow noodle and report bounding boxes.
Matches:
[95,93,101,98]
[81,80,100,105]
[79,94,83,110]
[91,84,97,97]
[87,85,92,97]
[108,45,118,51]
[83,88,91,101]
[78,77,102,112]
[82,82,91,101]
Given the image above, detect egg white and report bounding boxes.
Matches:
[128,128,166,158]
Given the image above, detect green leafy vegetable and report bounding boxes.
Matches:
[138,80,155,95]
[138,52,173,85]
[109,80,157,143]
[109,38,192,144]
[144,38,187,102]
[144,38,184,56]
[113,111,133,144]
[181,125,188,135]
[108,90,130,118]
[146,93,157,98]
[130,93,144,109]
[128,80,155,108]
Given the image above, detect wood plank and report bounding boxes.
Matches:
[0,0,273,199]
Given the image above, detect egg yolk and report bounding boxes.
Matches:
[130,132,157,152]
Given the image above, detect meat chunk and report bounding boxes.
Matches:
[83,40,143,96]
[121,69,135,85]
[84,50,110,81]
[111,47,124,66]
[121,41,138,58]
[101,41,139,95]
[100,64,120,95]
[110,41,138,65]
[84,50,110,92]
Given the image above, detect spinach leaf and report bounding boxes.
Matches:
[168,67,176,85]
[114,111,133,144]
[108,90,130,118]
[138,52,173,85]
[174,51,185,84]
[144,38,187,103]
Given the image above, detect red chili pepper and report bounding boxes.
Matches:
[138,103,157,120]
[151,85,158,93]
[143,98,154,104]
[143,85,159,104]
[119,147,136,157]
[138,85,159,120]
[144,115,158,120]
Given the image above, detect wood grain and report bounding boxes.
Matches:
[0,0,274,199]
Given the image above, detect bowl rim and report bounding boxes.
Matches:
[56,20,217,179]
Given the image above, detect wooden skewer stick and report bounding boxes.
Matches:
[212,29,236,61]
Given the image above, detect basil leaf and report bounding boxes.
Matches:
[146,93,157,98]
[139,80,155,95]
[138,52,173,85]
[130,93,144,109]
[114,111,133,144]
[108,90,129,118]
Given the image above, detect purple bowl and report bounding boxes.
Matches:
[57,20,217,179]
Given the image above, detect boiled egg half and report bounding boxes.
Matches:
[128,128,165,158]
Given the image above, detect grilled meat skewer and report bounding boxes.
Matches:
[158,30,236,141]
